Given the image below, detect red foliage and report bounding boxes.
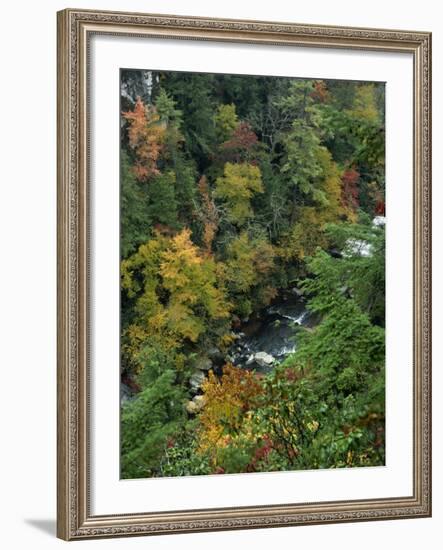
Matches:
[310,80,330,103]
[374,426,385,448]
[121,374,141,393]
[375,199,385,216]
[341,167,360,212]
[284,368,295,381]
[247,435,274,472]
[220,122,259,162]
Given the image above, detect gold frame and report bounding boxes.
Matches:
[57,8,432,540]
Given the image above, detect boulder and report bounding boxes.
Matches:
[186,400,198,414]
[189,370,206,392]
[194,356,213,371]
[185,394,207,415]
[254,351,275,368]
[193,394,206,409]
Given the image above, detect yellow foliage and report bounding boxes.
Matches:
[197,365,264,461]
[215,162,263,225]
[277,207,326,262]
[347,84,380,123]
[225,232,275,293]
[214,103,239,142]
[218,332,236,350]
[121,229,232,361]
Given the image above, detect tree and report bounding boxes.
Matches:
[253,226,386,470]
[158,72,217,171]
[159,229,231,340]
[121,229,232,358]
[224,231,276,317]
[321,222,386,325]
[278,148,349,262]
[120,151,152,258]
[273,81,341,218]
[197,364,264,469]
[348,84,380,124]
[214,162,264,226]
[121,343,186,478]
[220,121,259,163]
[214,103,239,142]
[153,89,198,224]
[147,171,179,229]
[341,166,360,214]
[318,82,385,214]
[195,175,219,255]
[122,97,166,180]
[155,88,183,126]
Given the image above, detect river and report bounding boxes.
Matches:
[228,289,315,373]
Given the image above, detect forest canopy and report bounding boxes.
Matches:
[120,69,385,479]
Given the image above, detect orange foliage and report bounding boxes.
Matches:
[310,80,330,103]
[122,97,166,180]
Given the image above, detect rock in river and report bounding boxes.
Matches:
[194,356,213,371]
[254,351,275,368]
[189,370,206,392]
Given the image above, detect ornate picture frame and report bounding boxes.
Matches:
[57,8,431,540]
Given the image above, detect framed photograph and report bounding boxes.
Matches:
[57,8,431,540]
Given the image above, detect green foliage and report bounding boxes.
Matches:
[120,151,152,258]
[348,84,380,124]
[251,269,385,470]
[155,88,183,127]
[147,171,179,228]
[305,222,385,324]
[275,81,326,204]
[158,72,217,170]
[319,83,385,216]
[215,440,256,473]
[121,369,186,478]
[161,426,212,477]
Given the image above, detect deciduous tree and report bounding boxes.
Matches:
[214,162,263,226]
